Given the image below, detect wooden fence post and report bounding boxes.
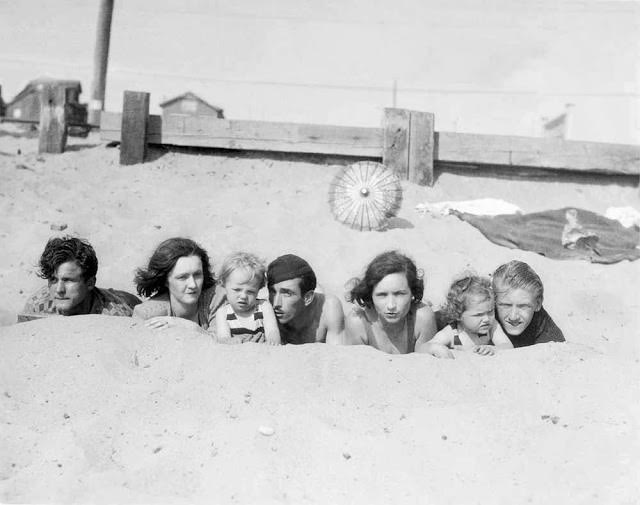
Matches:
[38,84,68,154]
[409,111,435,186]
[383,108,435,186]
[383,108,410,180]
[120,91,150,165]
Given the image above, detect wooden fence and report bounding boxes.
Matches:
[11,87,640,187]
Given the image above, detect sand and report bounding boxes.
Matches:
[0,125,639,504]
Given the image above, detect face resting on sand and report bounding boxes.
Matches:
[48,260,96,315]
[268,278,309,325]
[166,255,204,308]
[371,272,413,326]
[459,295,495,337]
[224,268,261,317]
[495,287,541,336]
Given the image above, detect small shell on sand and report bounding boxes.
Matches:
[258,425,275,436]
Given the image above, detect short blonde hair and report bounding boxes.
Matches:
[218,252,266,289]
[492,260,543,304]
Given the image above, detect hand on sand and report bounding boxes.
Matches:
[144,316,191,330]
[472,345,495,356]
[431,344,455,359]
[265,334,281,346]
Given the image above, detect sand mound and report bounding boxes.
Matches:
[1,316,638,504]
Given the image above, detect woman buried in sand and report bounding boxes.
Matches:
[133,237,224,331]
[419,273,513,359]
[341,250,437,354]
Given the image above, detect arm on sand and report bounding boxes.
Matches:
[214,305,235,344]
[490,323,514,351]
[261,301,282,345]
[415,324,455,359]
[322,295,346,345]
[144,315,208,334]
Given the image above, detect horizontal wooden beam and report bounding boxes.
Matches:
[436,132,640,177]
[100,112,640,176]
[101,112,382,158]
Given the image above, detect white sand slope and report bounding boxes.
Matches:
[1,127,639,503]
[1,316,638,504]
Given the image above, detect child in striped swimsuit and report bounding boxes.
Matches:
[422,273,513,358]
[215,252,281,345]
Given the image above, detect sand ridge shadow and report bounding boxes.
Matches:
[386,217,414,230]
[432,162,639,189]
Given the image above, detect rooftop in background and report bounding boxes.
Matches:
[159,92,224,119]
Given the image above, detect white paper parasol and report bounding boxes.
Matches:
[328,161,403,231]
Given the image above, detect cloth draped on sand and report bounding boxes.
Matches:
[453,207,640,264]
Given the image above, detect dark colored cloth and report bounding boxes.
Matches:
[501,306,565,348]
[454,208,640,264]
[267,254,316,286]
[435,309,448,331]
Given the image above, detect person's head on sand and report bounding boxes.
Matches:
[134,237,215,310]
[348,250,423,326]
[218,252,266,317]
[492,260,543,336]
[266,254,317,325]
[37,236,98,315]
[440,273,496,338]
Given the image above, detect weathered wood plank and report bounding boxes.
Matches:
[436,132,640,176]
[382,108,410,179]
[408,111,435,186]
[100,112,640,176]
[103,112,381,157]
[38,85,67,154]
[120,91,149,165]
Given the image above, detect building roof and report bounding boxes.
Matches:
[159,91,223,113]
[8,77,82,106]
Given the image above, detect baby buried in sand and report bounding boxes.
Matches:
[421,273,513,359]
[215,252,281,345]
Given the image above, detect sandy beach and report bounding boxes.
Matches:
[0,126,639,503]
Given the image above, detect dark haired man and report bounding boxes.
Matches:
[267,254,344,344]
[22,236,140,318]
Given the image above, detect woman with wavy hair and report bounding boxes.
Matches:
[133,237,224,331]
[342,250,437,354]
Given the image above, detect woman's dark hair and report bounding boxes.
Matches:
[347,250,424,309]
[38,236,98,281]
[134,237,215,298]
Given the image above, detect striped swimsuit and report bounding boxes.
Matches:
[225,299,266,343]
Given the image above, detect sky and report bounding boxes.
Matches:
[1,0,638,144]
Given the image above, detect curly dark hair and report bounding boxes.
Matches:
[134,237,215,298]
[347,250,424,309]
[38,236,98,281]
[440,273,494,325]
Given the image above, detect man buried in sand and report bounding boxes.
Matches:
[266,254,344,344]
[492,260,565,347]
[22,236,141,318]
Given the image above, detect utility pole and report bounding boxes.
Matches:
[392,80,397,108]
[88,0,114,127]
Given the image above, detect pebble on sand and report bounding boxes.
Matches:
[258,426,275,436]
